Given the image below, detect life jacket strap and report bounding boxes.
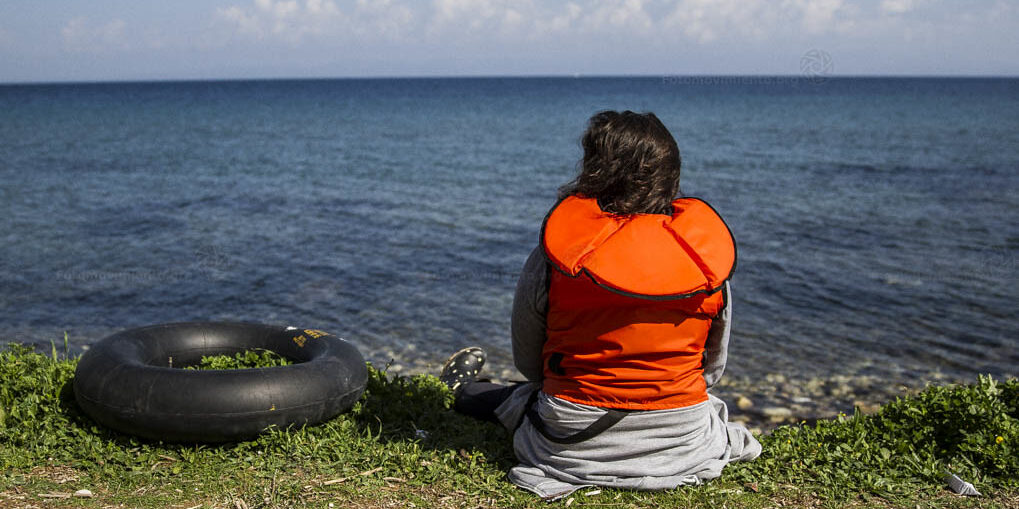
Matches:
[523,389,628,444]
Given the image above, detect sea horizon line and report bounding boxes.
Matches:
[2,73,1018,88]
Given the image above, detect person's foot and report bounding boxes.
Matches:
[439,347,486,395]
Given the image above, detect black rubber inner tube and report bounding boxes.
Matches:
[73,321,368,442]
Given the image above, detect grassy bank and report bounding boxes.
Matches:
[1,344,1017,508]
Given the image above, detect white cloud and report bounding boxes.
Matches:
[662,0,854,43]
[540,2,583,32]
[797,0,846,33]
[217,0,423,43]
[216,0,347,43]
[664,0,782,43]
[430,0,538,35]
[61,17,128,53]
[427,0,658,42]
[195,0,1012,77]
[881,0,924,14]
[218,6,263,36]
[213,0,858,50]
[578,0,653,31]
[353,0,415,39]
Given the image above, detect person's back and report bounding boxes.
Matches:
[439,110,760,499]
[540,192,734,410]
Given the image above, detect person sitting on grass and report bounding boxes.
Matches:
[439,110,761,499]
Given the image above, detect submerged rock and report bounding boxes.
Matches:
[761,406,793,421]
[736,396,754,410]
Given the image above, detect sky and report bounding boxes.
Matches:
[0,0,1016,83]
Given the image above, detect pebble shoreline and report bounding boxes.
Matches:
[368,346,962,433]
[56,339,968,433]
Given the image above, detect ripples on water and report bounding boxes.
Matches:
[0,78,1016,385]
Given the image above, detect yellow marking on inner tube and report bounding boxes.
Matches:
[292,334,307,347]
[270,404,276,411]
[304,329,329,339]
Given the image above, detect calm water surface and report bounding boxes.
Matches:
[1,77,1017,385]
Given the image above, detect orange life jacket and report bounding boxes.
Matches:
[541,195,736,410]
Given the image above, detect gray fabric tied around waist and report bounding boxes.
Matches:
[494,382,762,500]
[522,385,628,444]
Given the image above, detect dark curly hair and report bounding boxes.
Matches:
[560,110,682,215]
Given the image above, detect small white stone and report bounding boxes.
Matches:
[73,489,93,498]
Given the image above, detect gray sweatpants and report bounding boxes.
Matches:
[494,383,762,500]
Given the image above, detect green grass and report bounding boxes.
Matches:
[187,349,294,370]
[0,343,1017,508]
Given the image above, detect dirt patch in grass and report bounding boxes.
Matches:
[27,466,81,485]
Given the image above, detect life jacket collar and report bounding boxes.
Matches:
[541,195,736,299]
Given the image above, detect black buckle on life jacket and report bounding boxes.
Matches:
[547,352,566,376]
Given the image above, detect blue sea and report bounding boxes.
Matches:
[1,77,1017,386]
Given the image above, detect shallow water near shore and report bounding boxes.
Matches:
[1,78,1017,423]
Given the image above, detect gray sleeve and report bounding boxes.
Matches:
[511,246,549,382]
[701,281,731,389]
